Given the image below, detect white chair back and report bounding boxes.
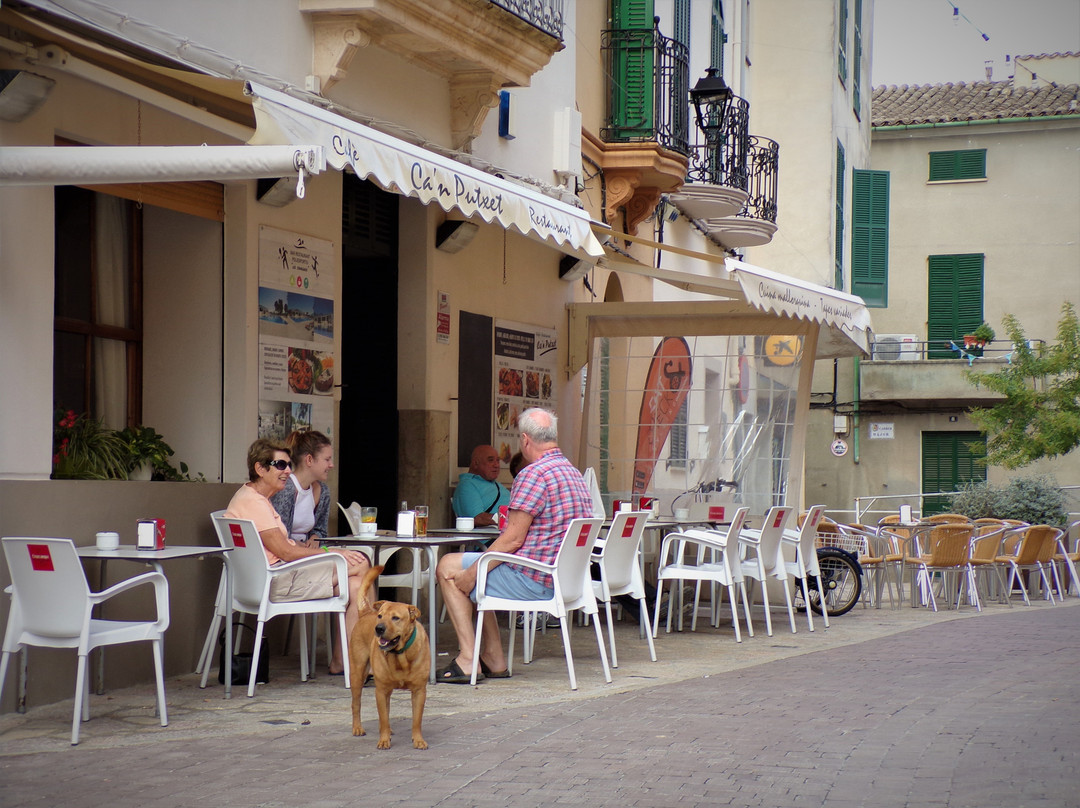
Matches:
[3,538,91,638]
[596,511,649,593]
[211,515,269,611]
[552,518,604,605]
[795,505,826,575]
[758,505,793,574]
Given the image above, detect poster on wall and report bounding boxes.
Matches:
[258,226,335,439]
[493,320,557,464]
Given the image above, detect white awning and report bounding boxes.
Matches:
[0,145,324,188]
[246,83,605,259]
[594,227,872,358]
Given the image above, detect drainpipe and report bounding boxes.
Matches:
[853,356,861,465]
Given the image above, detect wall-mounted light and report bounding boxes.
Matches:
[435,216,479,253]
[256,176,300,206]
[0,70,56,122]
[559,254,592,282]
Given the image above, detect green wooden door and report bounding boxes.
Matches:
[922,431,986,514]
[927,254,983,358]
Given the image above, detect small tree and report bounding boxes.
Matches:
[965,302,1080,469]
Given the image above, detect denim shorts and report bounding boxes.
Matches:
[462,552,554,603]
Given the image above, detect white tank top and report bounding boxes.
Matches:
[289,475,316,541]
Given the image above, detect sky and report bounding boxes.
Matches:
[872,0,1080,87]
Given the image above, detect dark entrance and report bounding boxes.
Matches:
[338,173,399,528]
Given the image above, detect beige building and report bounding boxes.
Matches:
[805,54,1080,521]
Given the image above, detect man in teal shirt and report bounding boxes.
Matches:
[453,444,510,527]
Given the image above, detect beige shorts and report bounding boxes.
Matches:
[269,560,335,602]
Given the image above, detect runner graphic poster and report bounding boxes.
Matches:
[493,320,557,465]
[257,226,335,439]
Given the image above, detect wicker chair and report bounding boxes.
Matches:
[903,522,979,611]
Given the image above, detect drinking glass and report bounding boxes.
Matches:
[415,505,428,537]
[361,506,377,523]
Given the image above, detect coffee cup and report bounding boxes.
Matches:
[456,517,475,531]
[95,531,120,551]
[358,522,377,536]
[673,508,690,520]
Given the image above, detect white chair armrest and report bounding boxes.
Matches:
[90,571,170,630]
[474,551,554,600]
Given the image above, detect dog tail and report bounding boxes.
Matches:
[360,563,383,608]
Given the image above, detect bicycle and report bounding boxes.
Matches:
[792,529,864,616]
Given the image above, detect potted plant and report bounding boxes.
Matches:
[118,425,201,481]
[52,410,129,480]
[963,322,996,349]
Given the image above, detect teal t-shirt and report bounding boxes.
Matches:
[453,472,510,518]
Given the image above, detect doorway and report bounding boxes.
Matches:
[338,173,399,527]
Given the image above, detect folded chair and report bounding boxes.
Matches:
[0,537,169,745]
[470,518,609,690]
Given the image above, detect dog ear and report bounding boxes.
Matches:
[373,600,387,612]
[408,604,422,621]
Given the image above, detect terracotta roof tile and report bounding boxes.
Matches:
[871,79,1080,127]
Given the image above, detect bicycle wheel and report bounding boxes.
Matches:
[806,548,862,616]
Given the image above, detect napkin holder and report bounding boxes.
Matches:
[137,518,166,550]
[396,510,416,538]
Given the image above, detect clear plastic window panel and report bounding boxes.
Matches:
[588,334,801,518]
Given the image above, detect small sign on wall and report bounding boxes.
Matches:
[869,422,894,440]
[437,291,450,345]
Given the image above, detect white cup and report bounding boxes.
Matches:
[456,517,475,531]
[358,522,377,536]
[95,531,120,550]
[673,508,690,521]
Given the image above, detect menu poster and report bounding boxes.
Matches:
[493,320,557,464]
[258,227,336,438]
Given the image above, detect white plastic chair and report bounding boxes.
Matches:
[202,514,351,696]
[736,506,797,637]
[652,506,752,644]
[470,517,610,690]
[783,505,829,631]
[591,510,656,667]
[0,537,169,745]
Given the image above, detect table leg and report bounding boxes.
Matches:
[426,545,437,683]
[223,557,233,699]
[95,559,108,695]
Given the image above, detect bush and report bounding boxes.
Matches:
[948,474,1066,527]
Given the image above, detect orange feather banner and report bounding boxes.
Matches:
[633,337,692,495]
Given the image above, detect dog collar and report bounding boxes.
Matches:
[386,626,417,655]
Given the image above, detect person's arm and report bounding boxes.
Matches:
[450,508,532,595]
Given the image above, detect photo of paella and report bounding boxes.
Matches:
[288,350,314,394]
[498,367,523,397]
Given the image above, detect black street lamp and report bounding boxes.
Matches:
[689,67,734,142]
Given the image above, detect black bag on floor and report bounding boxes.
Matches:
[218,622,270,685]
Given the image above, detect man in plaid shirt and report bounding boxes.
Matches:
[436,407,592,684]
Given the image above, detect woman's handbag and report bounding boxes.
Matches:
[218,622,270,685]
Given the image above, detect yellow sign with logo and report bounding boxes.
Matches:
[764,335,802,366]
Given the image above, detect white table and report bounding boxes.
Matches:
[77,545,228,695]
[325,531,493,682]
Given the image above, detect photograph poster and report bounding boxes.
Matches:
[257,226,336,440]
[493,319,557,464]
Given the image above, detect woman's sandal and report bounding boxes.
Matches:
[480,661,511,679]
[436,658,483,684]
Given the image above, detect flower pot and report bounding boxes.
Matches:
[129,461,154,481]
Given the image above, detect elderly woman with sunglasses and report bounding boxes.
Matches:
[225,438,369,674]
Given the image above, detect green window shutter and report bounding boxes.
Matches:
[710,0,725,72]
[851,169,889,306]
[922,431,986,514]
[673,0,690,49]
[852,0,862,114]
[927,254,984,358]
[610,0,655,140]
[834,142,845,289]
[837,0,848,83]
[929,149,986,181]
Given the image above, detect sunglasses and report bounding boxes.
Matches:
[265,459,292,471]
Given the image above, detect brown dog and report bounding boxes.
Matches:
[349,565,429,749]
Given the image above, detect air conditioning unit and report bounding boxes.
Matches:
[872,333,919,361]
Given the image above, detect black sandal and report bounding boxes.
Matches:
[436,658,483,684]
[480,661,511,679]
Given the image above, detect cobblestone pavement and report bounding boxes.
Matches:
[1,598,1078,807]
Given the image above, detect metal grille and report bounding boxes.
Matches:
[491,0,564,40]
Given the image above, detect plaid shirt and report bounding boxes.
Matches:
[507,449,593,584]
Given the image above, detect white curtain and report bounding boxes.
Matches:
[93,195,129,429]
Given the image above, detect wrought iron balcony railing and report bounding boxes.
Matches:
[735,136,779,223]
[491,0,564,40]
[600,25,690,155]
[684,95,750,189]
